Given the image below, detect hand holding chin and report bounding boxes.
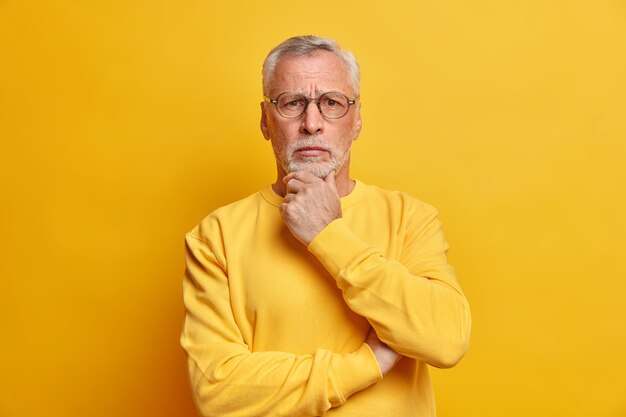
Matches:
[279,170,342,245]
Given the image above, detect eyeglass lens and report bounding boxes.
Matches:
[276,92,350,118]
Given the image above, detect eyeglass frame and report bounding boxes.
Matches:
[263,91,359,119]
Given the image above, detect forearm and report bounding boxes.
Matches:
[308,219,471,368]
[182,232,382,417]
[182,339,381,416]
[343,258,470,367]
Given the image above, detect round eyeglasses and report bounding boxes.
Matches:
[264,91,358,119]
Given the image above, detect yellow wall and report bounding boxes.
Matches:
[1,1,625,416]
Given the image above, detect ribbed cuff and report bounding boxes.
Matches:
[307,219,371,279]
[328,343,382,406]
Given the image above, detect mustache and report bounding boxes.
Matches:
[288,136,332,152]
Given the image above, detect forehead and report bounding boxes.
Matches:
[269,50,351,95]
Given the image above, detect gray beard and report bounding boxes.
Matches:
[280,137,346,179]
[286,158,339,179]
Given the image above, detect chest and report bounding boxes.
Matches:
[222,203,406,353]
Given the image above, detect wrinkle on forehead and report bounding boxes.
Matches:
[281,72,343,97]
[268,51,352,97]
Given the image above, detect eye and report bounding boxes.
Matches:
[278,95,306,110]
[321,95,346,108]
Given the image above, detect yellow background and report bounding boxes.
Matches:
[1,1,625,416]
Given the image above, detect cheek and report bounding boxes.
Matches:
[338,120,359,143]
[268,117,297,140]
[268,125,291,153]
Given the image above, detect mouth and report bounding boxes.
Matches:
[294,146,329,157]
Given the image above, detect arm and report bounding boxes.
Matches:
[279,171,470,368]
[180,233,383,417]
[308,210,471,368]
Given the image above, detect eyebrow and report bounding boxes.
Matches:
[278,90,337,98]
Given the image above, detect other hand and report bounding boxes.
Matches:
[366,329,402,376]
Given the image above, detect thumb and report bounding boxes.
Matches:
[324,170,339,194]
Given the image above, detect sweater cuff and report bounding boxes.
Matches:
[308,218,372,279]
[328,343,382,406]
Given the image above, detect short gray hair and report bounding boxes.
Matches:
[262,35,360,97]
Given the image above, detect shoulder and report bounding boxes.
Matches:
[187,189,266,241]
[357,181,439,218]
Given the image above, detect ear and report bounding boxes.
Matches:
[352,102,363,140]
[260,102,271,140]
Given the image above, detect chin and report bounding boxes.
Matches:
[287,162,336,179]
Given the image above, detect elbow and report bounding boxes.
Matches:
[419,300,471,369]
[187,362,220,417]
[428,333,470,368]
[189,368,240,417]
[185,353,241,417]
[398,320,471,369]
[428,313,471,369]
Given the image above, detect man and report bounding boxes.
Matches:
[181,35,471,416]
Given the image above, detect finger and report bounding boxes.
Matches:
[365,328,379,344]
[282,193,296,203]
[280,200,297,214]
[279,202,288,217]
[285,178,305,195]
[284,170,319,184]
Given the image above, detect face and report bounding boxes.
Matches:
[260,51,362,180]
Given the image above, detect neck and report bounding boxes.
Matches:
[334,174,356,197]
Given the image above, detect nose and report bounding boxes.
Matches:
[299,101,324,135]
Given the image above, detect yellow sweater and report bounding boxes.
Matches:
[181,181,471,417]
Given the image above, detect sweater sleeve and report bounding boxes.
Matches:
[307,206,471,369]
[180,233,382,417]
